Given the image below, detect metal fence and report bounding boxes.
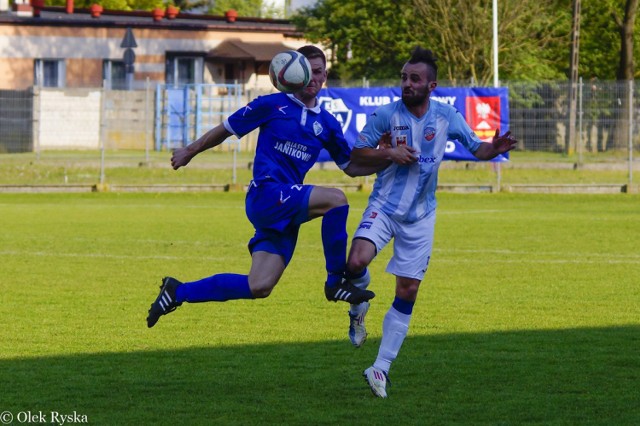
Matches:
[0,79,638,189]
[507,79,636,159]
[0,89,33,153]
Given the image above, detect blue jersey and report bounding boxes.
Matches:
[356,100,483,222]
[224,92,351,184]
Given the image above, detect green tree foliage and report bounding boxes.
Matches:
[579,1,620,80]
[291,0,417,80]
[47,0,129,9]
[208,0,263,17]
[294,0,573,84]
[293,0,640,83]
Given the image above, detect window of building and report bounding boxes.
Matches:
[34,59,66,88]
[103,60,127,90]
[166,54,204,85]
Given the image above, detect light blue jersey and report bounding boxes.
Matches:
[356,100,483,222]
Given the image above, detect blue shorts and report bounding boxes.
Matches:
[245,181,313,266]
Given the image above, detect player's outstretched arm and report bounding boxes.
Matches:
[171,124,232,170]
[473,129,518,161]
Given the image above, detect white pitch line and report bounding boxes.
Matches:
[0,250,219,261]
[435,248,640,260]
[436,257,640,265]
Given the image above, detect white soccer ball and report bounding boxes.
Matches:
[269,50,312,93]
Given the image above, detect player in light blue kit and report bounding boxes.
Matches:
[346,47,517,397]
[146,45,388,328]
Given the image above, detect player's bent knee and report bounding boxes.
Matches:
[347,257,369,274]
[251,287,273,298]
[327,188,348,208]
[249,279,277,298]
[396,279,421,300]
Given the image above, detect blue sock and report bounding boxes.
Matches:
[392,296,415,315]
[322,205,349,287]
[346,268,367,281]
[175,273,254,303]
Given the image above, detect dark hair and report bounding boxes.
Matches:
[297,45,326,66]
[408,46,438,80]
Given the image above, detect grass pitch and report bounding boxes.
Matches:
[0,192,638,425]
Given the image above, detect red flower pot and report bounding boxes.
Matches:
[90,3,102,18]
[166,5,179,19]
[152,7,165,21]
[225,9,238,23]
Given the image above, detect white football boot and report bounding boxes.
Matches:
[363,366,390,398]
[348,301,370,348]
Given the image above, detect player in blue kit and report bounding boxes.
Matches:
[146,45,388,328]
[344,47,517,397]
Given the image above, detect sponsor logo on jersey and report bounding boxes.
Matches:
[395,134,407,146]
[418,155,437,163]
[369,211,378,219]
[424,127,436,141]
[313,121,323,136]
[359,221,373,230]
[274,141,312,162]
[393,125,409,131]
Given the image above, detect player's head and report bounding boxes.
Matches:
[296,45,327,101]
[408,46,438,80]
[401,46,438,108]
[297,45,326,67]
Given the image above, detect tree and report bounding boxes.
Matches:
[293,0,572,84]
[208,0,274,17]
[613,0,639,80]
[292,0,417,81]
[610,0,639,150]
[577,0,640,80]
[410,0,573,84]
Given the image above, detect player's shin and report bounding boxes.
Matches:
[373,299,414,373]
[321,205,349,287]
[176,273,254,302]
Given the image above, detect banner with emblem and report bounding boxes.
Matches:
[317,86,509,162]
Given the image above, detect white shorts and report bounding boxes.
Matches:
[353,206,435,281]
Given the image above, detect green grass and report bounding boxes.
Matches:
[0,192,639,424]
[0,150,636,186]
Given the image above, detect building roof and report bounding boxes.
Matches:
[0,6,301,36]
[207,38,294,62]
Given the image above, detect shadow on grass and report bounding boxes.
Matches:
[1,326,638,425]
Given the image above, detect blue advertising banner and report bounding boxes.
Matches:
[317,86,510,162]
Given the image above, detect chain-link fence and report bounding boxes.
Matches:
[507,80,636,160]
[0,79,638,191]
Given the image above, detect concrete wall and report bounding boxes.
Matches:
[36,88,101,149]
[35,87,153,150]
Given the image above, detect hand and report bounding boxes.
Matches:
[389,144,418,165]
[377,132,392,149]
[492,129,518,154]
[170,147,194,170]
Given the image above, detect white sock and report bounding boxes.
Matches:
[372,306,411,373]
[349,269,371,316]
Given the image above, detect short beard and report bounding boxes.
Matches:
[402,93,428,107]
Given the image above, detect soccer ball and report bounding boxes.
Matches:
[269,50,311,93]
